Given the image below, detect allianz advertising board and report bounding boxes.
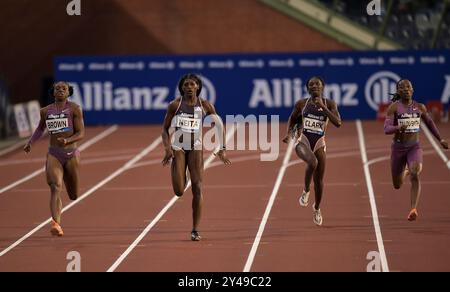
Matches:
[55,50,450,125]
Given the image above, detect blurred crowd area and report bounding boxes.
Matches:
[316,0,450,49]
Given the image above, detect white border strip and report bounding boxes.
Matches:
[107,126,236,272]
[0,140,28,157]
[0,134,161,257]
[356,120,389,272]
[243,139,294,272]
[0,125,118,195]
[421,124,450,169]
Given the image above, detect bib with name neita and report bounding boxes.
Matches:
[176,113,202,133]
[175,102,204,133]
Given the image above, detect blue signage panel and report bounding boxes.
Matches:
[55,50,450,125]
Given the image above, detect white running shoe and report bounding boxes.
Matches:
[299,190,310,207]
[312,203,323,226]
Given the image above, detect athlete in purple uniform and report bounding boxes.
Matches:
[24,81,85,236]
[384,79,448,221]
[161,73,230,241]
[283,77,342,226]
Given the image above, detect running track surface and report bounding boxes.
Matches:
[0,121,449,272]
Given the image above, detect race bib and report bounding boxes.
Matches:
[46,118,69,134]
[398,117,420,133]
[176,116,201,132]
[303,117,325,135]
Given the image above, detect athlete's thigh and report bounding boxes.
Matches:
[391,146,407,182]
[187,150,203,183]
[63,156,80,199]
[314,147,326,179]
[407,145,423,175]
[295,141,316,165]
[172,150,187,184]
[46,154,64,185]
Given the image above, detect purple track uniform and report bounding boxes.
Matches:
[45,101,80,165]
[297,97,328,152]
[391,101,423,176]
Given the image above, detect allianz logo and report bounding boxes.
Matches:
[299,58,325,67]
[420,56,446,64]
[179,61,204,70]
[58,63,84,72]
[238,59,265,68]
[149,61,175,70]
[118,62,145,70]
[359,57,384,66]
[328,58,354,66]
[69,76,216,111]
[249,78,359,108]
[389,56,415,65]
[88,62,115,71]
[365,71,400,111]
[363,71,450,111]
[208,60,234,69]
[268,59,294,68]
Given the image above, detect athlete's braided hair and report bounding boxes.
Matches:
[389,79,407,102]
[178,73,203,97]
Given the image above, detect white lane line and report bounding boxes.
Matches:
[0,152,139,167]
[356,120,389,272]
[243,139,294,272]
[0,125,118,195]
[421,124,450,169]
[0,140,28,157]
[0,135,161,258]
[107,126,236,272]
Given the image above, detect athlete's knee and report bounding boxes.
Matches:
[174,186,184,197]
[191,181,202,196]
[308,158,318,170]
[68,191,79,201]
[409,171,420,182]
[48,182,62,194]
[393,180,402,189]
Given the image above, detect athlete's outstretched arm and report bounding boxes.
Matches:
[419,103,448,149]
[161,100,179,166]
[24,108,46,153]
[58,105,85,146]
[202,100,231,165]
[283,100,303,143]
[384,102,407,135]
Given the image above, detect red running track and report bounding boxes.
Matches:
[0,121,448,272]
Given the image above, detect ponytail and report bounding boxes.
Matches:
[389,79,407,102]
[389,93,401,102]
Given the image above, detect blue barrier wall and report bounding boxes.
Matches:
[55,50,450,125]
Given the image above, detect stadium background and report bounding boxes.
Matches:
[0,0,449,272]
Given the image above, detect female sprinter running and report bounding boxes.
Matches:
[24,81,85,236]
[161,73,231,241]
[384,79,448,221]
[283,76,342,226]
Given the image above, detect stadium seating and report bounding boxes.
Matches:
[315,0,450,49]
